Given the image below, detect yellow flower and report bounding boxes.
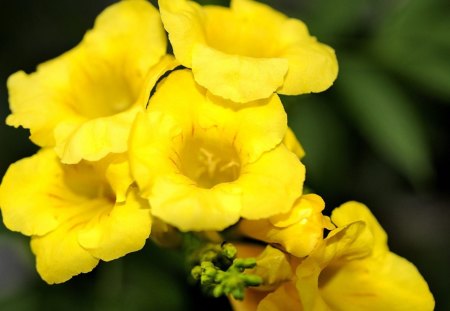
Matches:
[158,0,338,103]
[231,202,434,311]
[129,69,305,231]
[239,194,331,257]
[6,0,170,164]
[0,149,151,284]
[294,201,435,311]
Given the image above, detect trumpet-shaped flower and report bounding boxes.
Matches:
[158,0,338,103]
[6,0,169,164]
[239,194,331,258]
[294,202,435,311]
[129,69,305,231]
[0,149,151,284]
[231,202,434,311]
[235,202,434,311]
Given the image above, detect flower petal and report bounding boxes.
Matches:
[0,149,61,236]
[231,0,287,23]
[317,254,435,311]
[295,222,372,311]
[83,0,167,81]
[257,282,302,311]
[31,224,99,284]
[128,111,182,197]
[278,27,338,95]
[150,176,242,231]
[77,188,151,261]
[192,44,288,102]
[240,194,325,258]
[158,0,206,67]
[239,144,305,219]
[54,106,142,164]
[331,201,388,257]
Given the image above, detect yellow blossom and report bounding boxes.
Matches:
[158,0,338,103]
[239,194,331,258]
[294,201,435,311]
[129,69,305,231]
[6,0,170,164]
[231,202,434,311]
[0,149,151,284]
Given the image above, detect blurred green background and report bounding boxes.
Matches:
[0,0,449,310]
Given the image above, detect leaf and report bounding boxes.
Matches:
[284,95,352,196]
[337,54,433,185]
[371,0,450,100]
[295,0,371,44]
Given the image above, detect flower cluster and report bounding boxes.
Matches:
[0,0,434,309]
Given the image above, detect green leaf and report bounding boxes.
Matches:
[284,95,352,195]
[371,0,450,100]
[295,0,371,44]
[337,54,433,185]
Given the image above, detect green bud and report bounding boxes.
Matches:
[221,242,237,259]
[191,266,202,280]
[243,274,263,286]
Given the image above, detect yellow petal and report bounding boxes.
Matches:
[192,44,288,102]
[240,194,325,258]
[257,282,302,311]
[104,155,134,203]
[0,149,61,236]
[128,111,182,197]
[250,246,293,290]
[77,188,151,261]
[331,201,388,257]
[277,19,338,95]
[204,93,287,164]
[6,67,80,147]
[318,253,435,311]
[54,106,142,164]
[151,177,242,231]
[134,54,180,109]
[83,0,167,81]
[31,223,99,284]
[231,0,287,23]
[158,0,206,67]
[239,144,304,219]
[295,223,371,311]
[270,194,324,227]
[230,290,268,311]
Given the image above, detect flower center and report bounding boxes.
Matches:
[63,162,115,202]
[179,137,241,189]
[69,61,137,118]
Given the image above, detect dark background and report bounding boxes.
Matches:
[0,0,449,310]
